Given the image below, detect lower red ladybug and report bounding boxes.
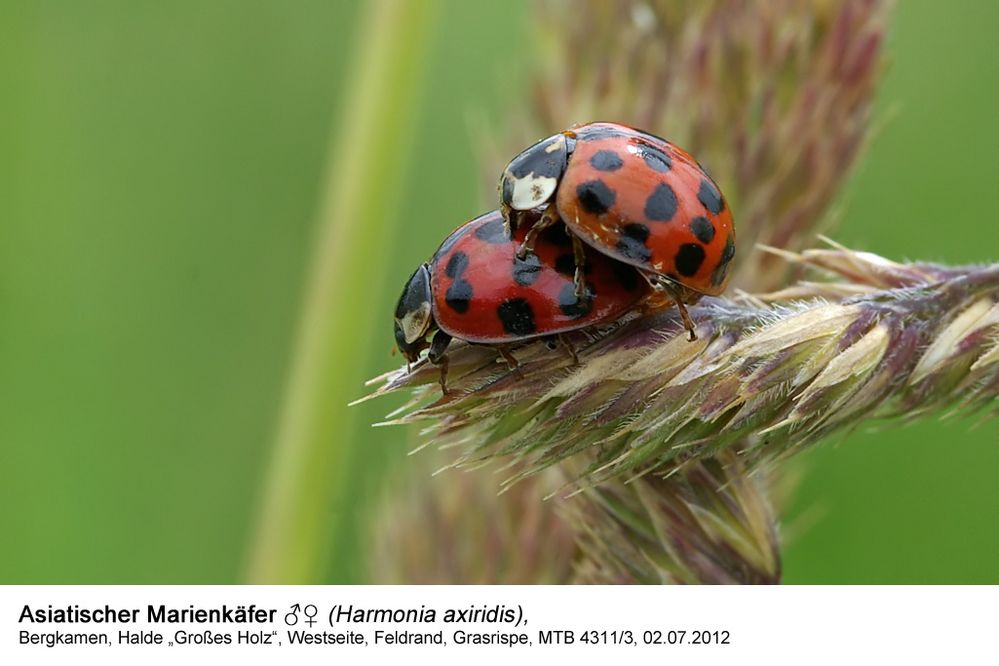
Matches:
[499,122,736,339]
[394,209,652,391]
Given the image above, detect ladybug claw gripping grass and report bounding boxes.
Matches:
[393,209,652,393]
[499,122,736,340]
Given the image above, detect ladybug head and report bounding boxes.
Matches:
[393,264,434,363]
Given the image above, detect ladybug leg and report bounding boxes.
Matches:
[428,330,453,394]
[674,299,697,342]
[501,202,521,238]
[658,280,697,341]
[571,234,589,299]
[497,345,521,374]
[516,205,559,259]
[558,333,580,365]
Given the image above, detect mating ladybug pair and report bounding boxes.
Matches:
[394,122,736,391]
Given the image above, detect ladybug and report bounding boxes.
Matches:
[499,122,736,339]
[394,209,652,392]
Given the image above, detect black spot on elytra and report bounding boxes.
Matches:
[610,260,640,292]
[474,218,507,244]
[644,183,678,221]
[554,253,576,276]
[445,281,472,313]
[445,251,469,278]
[721,234,736,262]
[690,216,715,244]
[558,283,594,319]
[675,243,706,277]
[640,145,672,173]
[497,298,536,336]
[697,178,724,215]
[576,179,616,215]
[540,222,573,246]
[616,223,652,262]
[590,149,623,171]
[710,235,736,286]
[443,250,473,313]
[622,223,650,242]
[512,253,542,286]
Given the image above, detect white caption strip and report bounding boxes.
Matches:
[2,585,995,665]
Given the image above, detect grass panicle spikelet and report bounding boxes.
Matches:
[569,451,780,584]
[371,454,577,584]
[367,249,999,489]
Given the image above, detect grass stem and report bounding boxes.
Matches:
[246,0,439,583]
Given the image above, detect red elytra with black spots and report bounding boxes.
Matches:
[392,209,651,367]
[499,122,736,296]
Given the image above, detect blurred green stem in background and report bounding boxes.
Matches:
[245,0,439,583]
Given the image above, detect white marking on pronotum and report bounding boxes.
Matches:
[397,302,432,344]
[509,173,557,209]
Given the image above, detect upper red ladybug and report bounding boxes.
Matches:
[499,122,736,338]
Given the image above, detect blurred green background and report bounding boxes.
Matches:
[1,0,996,584]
